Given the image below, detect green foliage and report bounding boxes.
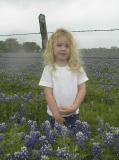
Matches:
[23,42,40,53]
[0,38,41,53]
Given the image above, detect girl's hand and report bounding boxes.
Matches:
[59,106,76,115]
[53,112,65,125]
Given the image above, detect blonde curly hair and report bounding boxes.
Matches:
[43,28,82,72]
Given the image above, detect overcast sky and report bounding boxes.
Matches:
[0,0,119,48]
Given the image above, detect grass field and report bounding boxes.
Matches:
[0,51,119,159]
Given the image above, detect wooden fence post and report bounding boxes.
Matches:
[39,14,48,50]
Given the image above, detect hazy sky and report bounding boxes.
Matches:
[0,0,119,48]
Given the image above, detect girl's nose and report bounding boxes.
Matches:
[61,45,66,50]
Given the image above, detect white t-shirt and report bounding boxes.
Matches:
[39,64,89,116]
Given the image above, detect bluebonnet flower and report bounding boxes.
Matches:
[115,142,119,158]
[111,127,119,158]
[22,92,32,102]
[20,117,26,124]
[10,104,26,124]
[56,146,75,160]
[27,120,39,131]
[25,135,33,149]
[54,122,63,136]
[28,120,33,127]
[30,131,40,140]
[75,131,87,149]
[71,120,82,134]
[80,121,91,139]
[7,146,29,160]
[9,114,17,123]
[13,151,20,159]
[42,120,56,144]
[0,122,7,132]
[46,130,56,144]
[0,133,4,142]
[0,92,20,104]
[72,120,91,138]
[19,146,29,159]
[42,120,51,134]
[40,144,53,156]
[39,136,48,145]
[92,142,102,160]
[32,148,51,160]
[25,131,40,149]
[104,132,114,148]
[41,121,56,144]
[54,123,69,137]
[60,125,69,136]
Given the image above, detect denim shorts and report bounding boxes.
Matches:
[48,114,79,129]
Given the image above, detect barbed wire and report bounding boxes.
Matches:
[0,28,119,37]
[0,32,40,37]
[71,28,119,33]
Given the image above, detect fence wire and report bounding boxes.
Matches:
[0,28,119,37]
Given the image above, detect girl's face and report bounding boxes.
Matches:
[53,36,70,64]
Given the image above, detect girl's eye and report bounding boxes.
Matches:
[56,43,69,48]
[65,44,69,48]
[57,44,62,47]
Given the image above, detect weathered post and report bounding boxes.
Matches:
[39,14,48,50]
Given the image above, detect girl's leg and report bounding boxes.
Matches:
[48,114,80,129]
[48,115,55,128]
[64,114,79,129]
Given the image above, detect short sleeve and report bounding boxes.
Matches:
[78,67,89,85]
[39,65,53,88]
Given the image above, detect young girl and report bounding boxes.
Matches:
[39,28,88,128]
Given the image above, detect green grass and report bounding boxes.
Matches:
[0,71,119,127]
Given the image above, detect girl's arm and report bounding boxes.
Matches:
[73,83,86,110]
[44,87,64,124]
[59,83,86,115]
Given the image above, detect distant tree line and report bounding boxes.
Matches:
[81,47,119,57]
[0,38,41,53]
[0,38,119,55]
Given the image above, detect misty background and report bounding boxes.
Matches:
[0,0,119,75]
[0,0,119,49]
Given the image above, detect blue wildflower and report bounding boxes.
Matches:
[25,131,40,149]
[0,122,7,132]
[42,120,52,135]
[39,136,48,145]
[40,144,53,156]
[56,146,75,160]
[0,133,4,142]
[75,131,87,149]
[104,132,114,148]
[92,142,102,160]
